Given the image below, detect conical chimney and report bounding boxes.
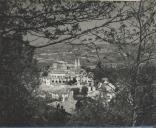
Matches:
[77,58,80,67]
[75,59,77,69]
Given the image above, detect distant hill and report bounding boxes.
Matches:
[34,41,122,68]
[34,40,156,68]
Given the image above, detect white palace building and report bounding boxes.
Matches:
[41,58,94,87]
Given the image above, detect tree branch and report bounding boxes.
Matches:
[33,14,131,49]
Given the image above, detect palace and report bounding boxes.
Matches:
[39,59,116,114]
[41,58,94,87]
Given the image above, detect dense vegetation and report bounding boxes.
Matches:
[0,0,156,126]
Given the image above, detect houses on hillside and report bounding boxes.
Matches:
[38,59,116,114]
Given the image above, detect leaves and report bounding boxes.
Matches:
[0,36,40,123]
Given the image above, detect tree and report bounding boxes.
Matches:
[0,0,147,126]
[68,77,77,85]
[0,0,130,48]
[91,0,156,125]
[0,0,111,124]
[69,97,107,126]
[81,86,88,96]
[0,35,40,124]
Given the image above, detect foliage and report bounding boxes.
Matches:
[0,36,40,124]
[0,0,129,49]
[67,77,77,85]
[69,96,132,126]
[0,0,156,126]
[44,108,70,126]
[69,97,106,126]
[91,0,156,125]
[81,86,88,96]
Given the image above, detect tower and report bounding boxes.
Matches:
[77,58,80,68]
[74,59,77,69]
[74,58,81,70]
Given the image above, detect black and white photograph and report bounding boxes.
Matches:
[0,0,156,126]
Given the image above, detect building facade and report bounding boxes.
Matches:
[41,58,94,86]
